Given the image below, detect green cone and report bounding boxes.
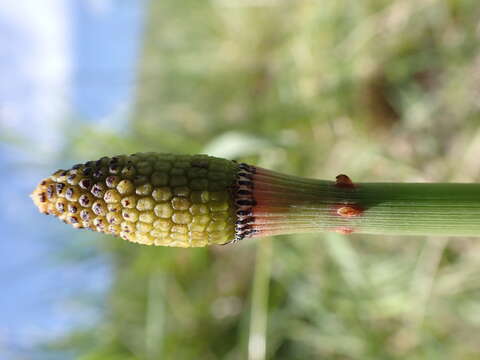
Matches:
[32,153,239,247]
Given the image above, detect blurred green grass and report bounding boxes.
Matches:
[55,0,480,359]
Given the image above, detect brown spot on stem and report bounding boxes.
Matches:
[335,227,354,235]
[335,174,355,188]
[336,205,363,217]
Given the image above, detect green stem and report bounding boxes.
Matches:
[251,169,480,237]
[247,238,272,360]
[340,182,480,236]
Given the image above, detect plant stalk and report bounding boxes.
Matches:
[248,168,480,237]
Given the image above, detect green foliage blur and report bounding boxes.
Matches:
[55,0,480,359]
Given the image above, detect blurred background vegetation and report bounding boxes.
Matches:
[26,0,480,358]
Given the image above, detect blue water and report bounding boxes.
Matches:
[0,1,147,357]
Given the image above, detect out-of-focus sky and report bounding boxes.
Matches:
[0,0,146,356]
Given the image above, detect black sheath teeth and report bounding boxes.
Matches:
[238,172,253,180]
[236,199,254,206]
[237,217,254,225]
[238,180,254,188]
[234,164,258,242]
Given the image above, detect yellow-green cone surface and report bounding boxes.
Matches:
[31,153,239,247]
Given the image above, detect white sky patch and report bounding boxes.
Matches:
[0,0,72,156]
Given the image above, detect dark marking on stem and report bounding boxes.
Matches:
[335,174,355,188]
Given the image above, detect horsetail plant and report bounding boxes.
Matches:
[31,152,480,247]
